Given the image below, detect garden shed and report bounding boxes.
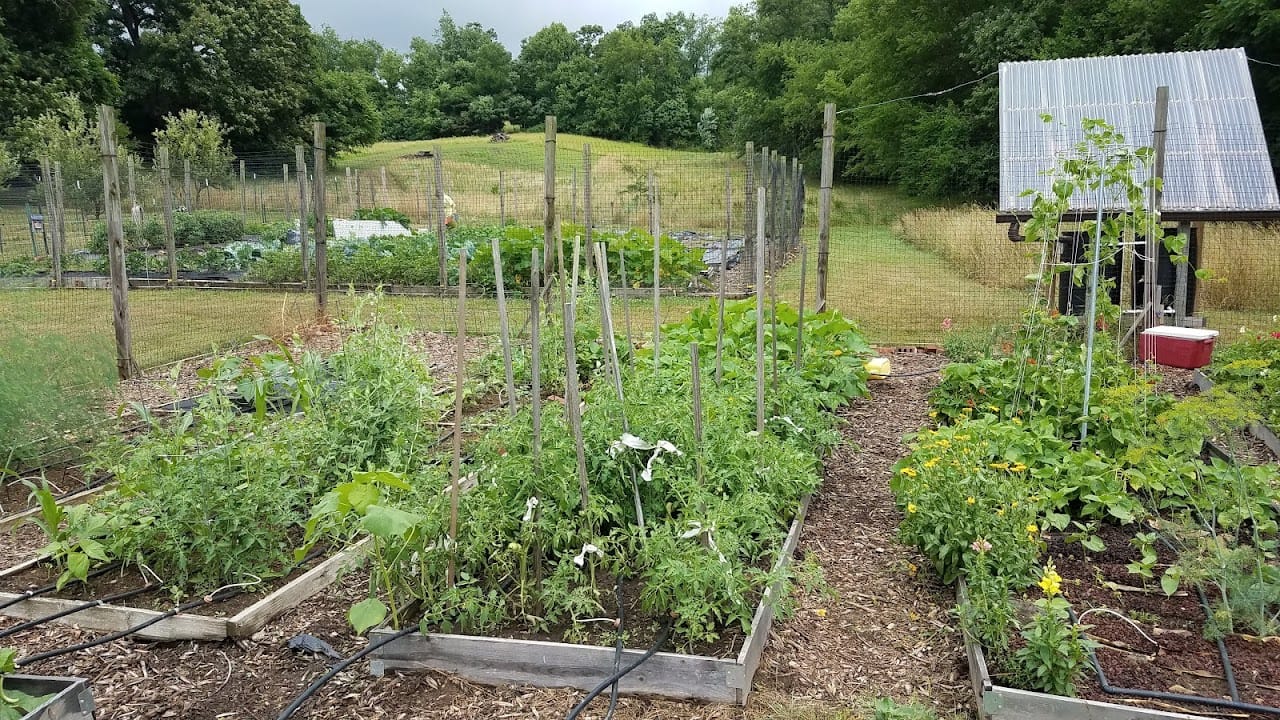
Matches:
[995,48,1280,326]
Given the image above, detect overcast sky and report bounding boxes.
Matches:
[293,0,740,52]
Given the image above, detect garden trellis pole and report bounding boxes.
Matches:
[564,294,589,511]
[312,123,329,317]
[435,146,447,287]
[158,146,177,282]
[295,145,309,288]
[595,242,644,529]
[354,170,362,212]
[691,342,704,485]
[126,156,138,225]
[380,166,388,207]
[531,248,543,469]
[650,171,661,368]
[796,243,807,368]
[755,186,766,435]
[183,159,194,210]
[283,164,291,217]
[492,238,517,416]
[817,103,834,311]
[97,106,138,380]
[717,168,731,383]
[240,160,247,221]
[582,145,592,278]
[745,142,755,282]
[447,240,468,588]
[619,246,633,370]
[499,170,505,228]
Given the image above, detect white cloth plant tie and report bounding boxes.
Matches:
[522,496,540,523]
[608,432,683,483]
[681,521,729,565]
[573,543,602,567]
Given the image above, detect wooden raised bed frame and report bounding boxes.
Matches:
[0,538,369,642]
[5,674,95,720]
[367,495,811,705]
[958,582,1204,720]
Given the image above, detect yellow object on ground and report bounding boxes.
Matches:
[865,356,891,379]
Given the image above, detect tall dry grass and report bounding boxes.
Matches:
[1198,222,1280,311]
[891,206,1042,290]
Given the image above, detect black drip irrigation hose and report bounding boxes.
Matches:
[1068,606,1280,716]
[605,579,625,720]
[276,625,418,720]
[0,563,120,612]
[16,586,243,669]
[565,620,674,720]
[1195,584,1241,704]
[0,583,159,640]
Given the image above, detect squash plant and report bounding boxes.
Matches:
[0,648,52,720]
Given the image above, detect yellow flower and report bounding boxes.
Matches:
[989,461,1010,470]
[1038,562,1063,597]
[814,608,828,618]
[923,458,940,469]
[1029,494,1041,502]
[987,405,1001,412]
[935,439,951,449]
[996,507,1005,516]
[907,503,917,514]
[955,434,971,442]
[929,411,938,419]
[1011,463,1028,473]
[1026,522,1038,535]
[1012,417,1023,425]
[1011,500,1019,508]
[899,467,918,478]
[907,562,918,576]
[966,496,976,505]
[832,349,843,357]
[962,407,973,413]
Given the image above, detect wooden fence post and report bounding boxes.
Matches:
[157,147,177,282]
[313,123,329,317]
[543,116,557,284]
[239,160,247,221]
[126,155,138,225]
[435,146,447,287]
[755,186,766,435]
[51,162,67,288]
[97,106,138,380]
[183,158,194,210]
[745,141,755,282]
[499,169,506,228]
[817,103,835,312]
[649,171,661,368]
[295,145,309,288]
[39,157,62,286]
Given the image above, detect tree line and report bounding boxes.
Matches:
[1,0,1276,201]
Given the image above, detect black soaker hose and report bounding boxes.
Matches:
[16,586,242,668]
[0,563,120,612]
[1068,606,1279,716]
[0,583,158,640]
[565,620,674,720]
[276,625,418,720]
[1155,533,1242,703]
[605,579,625,720]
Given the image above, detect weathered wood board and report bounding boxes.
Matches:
[368,495,811,705]
[0,540,369,642]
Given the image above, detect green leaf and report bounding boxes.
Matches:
[348,598,388,634]
[1082,536,1106,553]
[0,647,17,673]
[343,482,380,515]
[1160,570,1181,596]
[66,551,89,583]
[360,505,421,539]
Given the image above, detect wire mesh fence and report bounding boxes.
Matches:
[2,113,1278,380]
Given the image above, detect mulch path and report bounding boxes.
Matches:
[0,348,970,719]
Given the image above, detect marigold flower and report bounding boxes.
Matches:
[1026,522,1038,535]
[1012,416,1024,424]
[996,507,1006,516]
[899,467,918,478]
[989,461,1010,470]
[1011,463,1028,473]
[987,405,1001,413]
[923,458,939,469]
[907,503,918,514]
[929,411,938,419]
[966,496,976,505]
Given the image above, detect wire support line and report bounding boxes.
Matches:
[835,71,998,114]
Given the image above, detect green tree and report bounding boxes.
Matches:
[98,0,316,151]
[0,0,117,133]
[12,94,109,211]
[0,143,17,187]
[308,71,384,152]
[152,110,235,197]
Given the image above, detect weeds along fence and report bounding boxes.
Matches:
[0,114,808,377]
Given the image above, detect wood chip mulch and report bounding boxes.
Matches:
[0,349,972,719]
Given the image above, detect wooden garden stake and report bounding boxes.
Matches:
[596,242,643,529]
[354,170,362,212]
[435,146,447,286]
[380,166,389,206]
[447,239,468,588]
[619,246,633,370]
[649,171,661,368]
[691,342,704,484]
[97,106,138,380]
[745,142,755,280]
[499,170,506,227]
[492,238,518,416]
[239,160,247,220]
[295,145,309,287]
[127,155,138,225]
[531,249,543,468]
[717,168,731,383]
[582,145,593,277]
[564,298,589,512]
[796,243,808,370]
[571,234,581,298]
[312,122,329,316]
[571,166,577,226]
[39,157,62,286]
[769,154,779,395]
[755,186,766,435]
[183,158,193,210]
[158,146,177,282]
[344,167,353,212]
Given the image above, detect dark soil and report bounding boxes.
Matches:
[0,464,94,516]
[1048,524,1280,717]
[0,549,334,618]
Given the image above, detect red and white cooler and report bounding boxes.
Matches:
[1138,326,1219,369]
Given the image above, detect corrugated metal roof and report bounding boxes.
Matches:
[999,48,1280,214]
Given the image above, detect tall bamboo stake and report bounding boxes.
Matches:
[493,238,517,416]
[649,171,661,368]
[755,186,766,435]
[447,239,468,588]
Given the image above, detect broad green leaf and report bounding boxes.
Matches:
[1082,536,1106,553]
[66,551,89,583]
[1160,570,1180,596]
[348,597,388,634]
[360,505,421,539]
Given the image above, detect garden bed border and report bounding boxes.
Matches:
[5,674,94,720]
[0,538,369,642]
[366,494,811,705]
[958,581,1204,720]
